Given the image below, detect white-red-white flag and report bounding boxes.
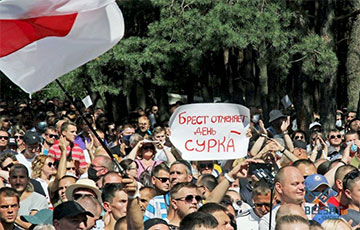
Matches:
[0,0,125,93]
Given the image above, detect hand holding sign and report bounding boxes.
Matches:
[169,103,250,161]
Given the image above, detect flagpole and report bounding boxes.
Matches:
[55,79,125,175]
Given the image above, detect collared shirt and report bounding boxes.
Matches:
[144,193,170,221]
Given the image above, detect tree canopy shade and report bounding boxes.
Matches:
[2,0,359,129]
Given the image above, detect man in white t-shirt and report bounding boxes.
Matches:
[236,180,272,230]
[16,131,41,175]
[259,166,305,230]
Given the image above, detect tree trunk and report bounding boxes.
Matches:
[347,1,360,111]
[258,48,269,123]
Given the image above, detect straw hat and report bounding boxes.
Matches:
[65,178,102,203]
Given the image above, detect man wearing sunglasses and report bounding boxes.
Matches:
[341,170,360,227]
[144,160,193,221]
[167,182,201,229]
[151,163,170,195]
[236,180,272,230]
[41,126,58,155]
[0,129,9,152]
[327,129,343,160]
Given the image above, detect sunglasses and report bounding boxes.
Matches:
[14,135,24,140]
[0,136,9,140]
[330,135,341,139]
[2,119,10,123]
[155,177,169,183]
[254,202,271,208]
[47,162,56,168]
[46,134,59,139]
[294,135,304,140]
[3,163,15,171]
[199,163,213,169]
[343,171,360,190]
[142,146,154,151]
[73,193,95,200]
[175,195,202,203]
[66,167,76,171]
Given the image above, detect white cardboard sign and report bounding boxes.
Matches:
[169,103,250,160]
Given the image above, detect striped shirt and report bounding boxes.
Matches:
[48,141,87,168]
[144,193,170,221]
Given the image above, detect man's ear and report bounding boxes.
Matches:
[53,219,60,229]
[171,199,178,210]
[274,182,282,195]
[151,176,156,185]
[187,175,193,183]
[335,179,343,191]
[344,188,352,200]
[103,201,111,213]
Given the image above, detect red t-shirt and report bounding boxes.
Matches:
[48,141,87,168]
[327,196,348,215]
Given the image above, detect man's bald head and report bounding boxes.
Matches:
[276,204,307,222]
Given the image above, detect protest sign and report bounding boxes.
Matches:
[169,103,250,160]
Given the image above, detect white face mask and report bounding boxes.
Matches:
[252,114,260,124]
[336,119,342,127]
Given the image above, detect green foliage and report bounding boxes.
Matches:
[290,34,338,82]
[34,0,338,109]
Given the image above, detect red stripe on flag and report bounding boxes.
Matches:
[0,14,77,57]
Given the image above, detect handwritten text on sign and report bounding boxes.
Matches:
[169,103,250,160]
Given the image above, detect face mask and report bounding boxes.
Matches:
[66,172,76,177]
[122,135,132,144]
[336,120,342,128]
[88,166,100,182]
[252,114,260,124]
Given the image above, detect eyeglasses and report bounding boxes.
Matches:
[66,167,76,171]
[254,202,271,208]
[175,195,202,203]
[46,134,59,139]
[73,193,95,200]
[343,170,360,190]
[294,135,304,140]
[155,177,169,183]
[2,119,10,123]
[47,162,56,168]
[330,135,341,139]
[14,135,24,140]
[0,136,9,140]
[3,163,15,171]
[199,163,213,169]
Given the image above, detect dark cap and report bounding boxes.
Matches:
[24,131,40,145]
[293,140,307,150]
[53,201,93,221]
[144,218,169,230]
[268,110,287,123]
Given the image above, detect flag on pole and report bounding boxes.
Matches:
[0,0,125,93]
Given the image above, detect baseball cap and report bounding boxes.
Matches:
[305,174,337,196]
[24,131,41,145]
[309,122,322,131]
[53,201,93,221]
[21,209,53,225]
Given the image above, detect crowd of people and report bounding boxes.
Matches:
[0,98,359,230]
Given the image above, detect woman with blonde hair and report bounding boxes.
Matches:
[321,218,352,230]
[31,155,57,206]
